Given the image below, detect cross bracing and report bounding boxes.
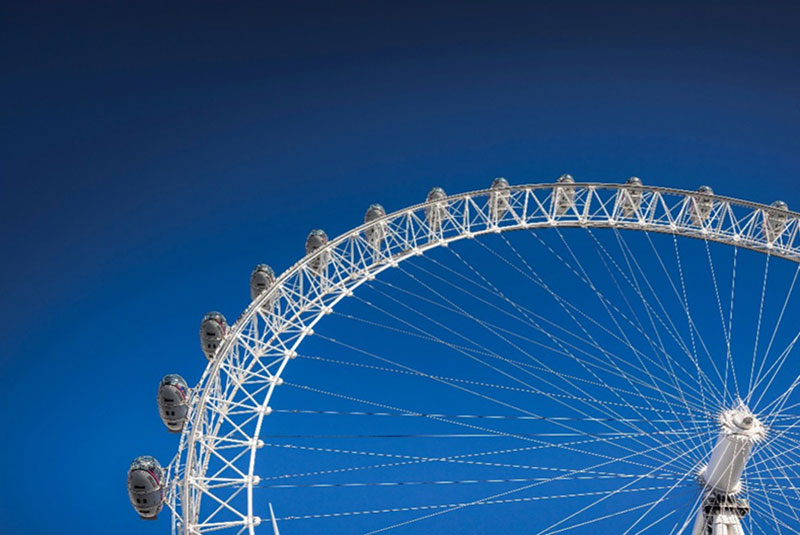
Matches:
[161,182,800,534]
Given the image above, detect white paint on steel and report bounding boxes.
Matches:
[702,408,765,494]
[164,182,800,534]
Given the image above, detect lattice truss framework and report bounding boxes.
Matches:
[161,182,800,534]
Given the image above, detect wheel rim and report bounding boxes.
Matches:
[164,182,800,534]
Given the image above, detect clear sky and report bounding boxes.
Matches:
[2,1,800,533]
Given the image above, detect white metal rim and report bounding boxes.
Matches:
[168,182,800,534]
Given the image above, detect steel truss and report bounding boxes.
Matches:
[164,182,800,534]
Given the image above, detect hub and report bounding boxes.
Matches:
[692,406,766,535]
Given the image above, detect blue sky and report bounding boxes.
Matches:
[2,1,800,533]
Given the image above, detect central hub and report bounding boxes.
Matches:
[692,406,767,535]
[701,407,766,494]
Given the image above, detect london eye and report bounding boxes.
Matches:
[128,177,800,535]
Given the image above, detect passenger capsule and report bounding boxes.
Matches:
[764,200,789,242]
[250,264,276,301]
[691,185,715,226]
[552,174,575,216]
[425,187,448,232]
[489,177,510,220]
[200,311,228,360]
[620,177,643,218]
[305,229,329,274]
[157,374,189,433]
[363,203,386,245]
[127,455,165,520]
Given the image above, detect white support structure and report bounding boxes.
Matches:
[159,182,800,534]
[692,408,766,535]
[704,409,765,494]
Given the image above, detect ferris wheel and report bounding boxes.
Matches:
[126,177,800,535]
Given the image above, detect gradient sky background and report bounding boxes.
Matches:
[2,1,800,533]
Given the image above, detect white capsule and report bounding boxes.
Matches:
[249,264,275,301]
[764,200,789,242]
[425,187,448,232]
[552,174,575,217]
[363,203,386,246]
[127,455,165,520]
[489,177,510,220]
[157,374,189,433]
[620,177,643,218]
[200,311,228,360]
[691,185,715,226]
[305,229,329,275]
